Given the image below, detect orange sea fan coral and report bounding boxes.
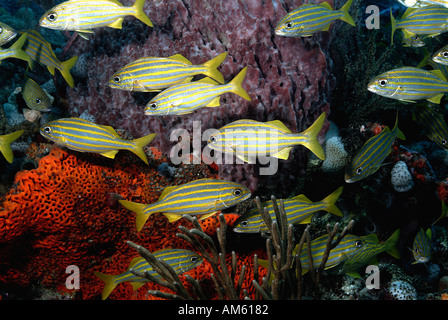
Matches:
[0,145,262,299]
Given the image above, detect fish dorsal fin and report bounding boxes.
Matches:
[128,257,145,269]
[100,125,121,138]
[319,2,333,10]
[430,69,448,82]
[158,185,178,200]
[402,7,416,19]
[266,120,291,133]
[426,228,432,240]
[271,147,293,160]
[364,233,379,243]
[168,54,192,65]
[291,194,312,203]
[197,77,219,85]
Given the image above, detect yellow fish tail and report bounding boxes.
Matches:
[202,52,227,84]
[131,133,157,165]
[0,130,24,163]
[338,0,355,27]
[385,229,401,259]
[300,113,326,160]
[94,271,118,300]
[119,200,154,232]
[229,67,251,101]
[59,55,78,88]
[9,33,32,68]
[132,0,154,27]
[321,186,343,217]
[390,8,397,46]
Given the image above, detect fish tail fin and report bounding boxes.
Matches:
[119,200,154,232]
[131,133,157,165]
[0,130,24,163]
[60,56,78,88]
[338,0,355,27]
[385,229,401,259]
[10,32,33,68]
[229,67,251,101]
[202,52,227,84]
[300,113,326,160]
[390,8,396,46]
[93,271,117,300]
[132,0,154,27]
[321,186,343,217]
[393,111,406,140]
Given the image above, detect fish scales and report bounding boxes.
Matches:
[22,30,62,71]
[412,228,432,264]
[413,106,448,149]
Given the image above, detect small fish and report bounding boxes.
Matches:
[0,130,24,163]
[119,178,251,231]
[207,113,326,163]
[21,30,78,88]
[275,0,355,37]
[390,6,448,45]
[39,0,153,39]
[338,230,401,278]
[397,0,448,7]
[22,78,52,112]
[411,228,432,264]
[367,67,448,104]
[432,44,448,65]
[94,249,202,300]
[233,187,343,233]
[109,52,227,92]
[402,34,426,47]
[0,32,32,68]
[0,21,17,46]
[345,113,405,183]
[412,105,448,150]
[39,117,156,164]
[144,67,251,116]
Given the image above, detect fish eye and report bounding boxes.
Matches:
[47,12,57,21]
[285,22,292,29]
[149,103,157,110]
[355,166,363,175]
[113,76,120,83]
[443,51,448,58]
[378,79,388,87]
[190,256,198,263]
[241,220,249,227]
[43,126,51,134]
[35,98,42,104]
[209,135,218,143]
[415,248,420,254]
[442,139,447,145]
[233,188,242,197]
[355,240,363,248]
[0,27,3,34]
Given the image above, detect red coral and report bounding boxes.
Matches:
[0,146,263,299]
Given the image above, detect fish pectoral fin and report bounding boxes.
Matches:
[163,213,182,223]
[236,152,256,164]
[206,96,221,107]
[76,31,93,40]
[99,150,119,159]
[427,93,444,104]
[271,147,292,160]
[346,271,362,278]
[109,18,124,29]
[402,29,416,39]
[199,212,218,220]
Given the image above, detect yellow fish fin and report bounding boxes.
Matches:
[46,65,56,76]
[109,18,123,29]
[202,52,227,84]
[267,120,292,133]
[9,33,33,68]
[338,0,355,27]
[131,133,156,165]
[132,0,154,27]
[271,147,293,160]
[100,125,121,138]
[346,271,362,278]
[206,96,221,107]
[402,7,416,19]
[321,186,343,217]
[163,213,182,223]
[291,194,312,202]
[130,282,146,291]
[128,256,145,269]
[229,67,251,101]
[430,69,448,82]
[93,271,118,300]
[199,212,218,220]
[59,56,78,88]
[402,29,416,39]
[427,93,444,104]
[319,2,333,10]
[180,76,194,84]
[168,54,192,65]
[0,130,24,163]
[235,152,256,164]
[158,185,178,200]
[76,30,93,40]
[119,200,154,232]
[299,113,326,160]
[99,150,119,159]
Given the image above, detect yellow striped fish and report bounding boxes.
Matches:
[0,32,32,68]
[411,228,432,264]
[275,0,355,37]
[367,67,448,104]
[94,249,202,300]
[390,6,448,45]
[397,0,448,8]
[39,0,153,39]
[109,52,227,92]
[22,78,52,112]
[144,67,251,116]
[413,105,448,150]
[207,113,326,163]
[39,117,156,164]
[233,187,343,233]
[345,114,405,183]
[0,130,24,163]
[21,30,78,88]
[432,44,448,65]
[119,178,251,231]
[0,22,17,46]
[339,230,400,277]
